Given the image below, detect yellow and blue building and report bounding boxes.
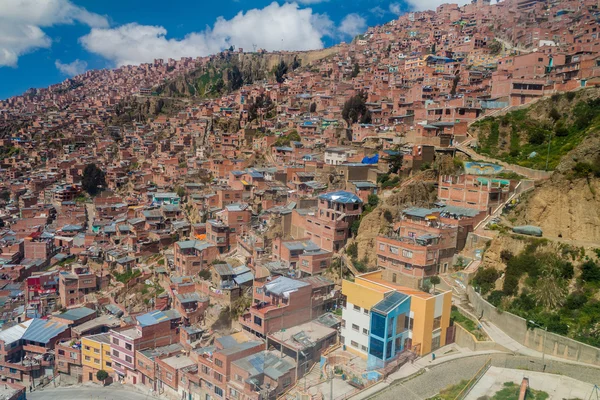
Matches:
[341,271,452,370]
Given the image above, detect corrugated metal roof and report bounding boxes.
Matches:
[318,191,362,204]
[0,320,32,345]
[58,307,96,321]
[22,319,69,344]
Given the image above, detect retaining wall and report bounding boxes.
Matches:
[467,286,600,366]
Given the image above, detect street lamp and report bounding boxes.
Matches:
[528,320,547,369]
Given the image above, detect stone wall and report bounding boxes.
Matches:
[467,286,600,366]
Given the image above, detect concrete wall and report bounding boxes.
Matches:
[468,286,600,366]
[454,323,508,353]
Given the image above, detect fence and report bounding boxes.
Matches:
[455,358,492,400]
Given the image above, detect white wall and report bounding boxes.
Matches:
[341,301,371,355]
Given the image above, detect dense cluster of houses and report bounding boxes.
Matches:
[0,0,596,398]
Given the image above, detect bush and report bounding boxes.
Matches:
[383,210,393,223]
[473,268,500,295]
[581,260,600,282]
[199,269,211,280]
[96,370,109,382]
[500,250,513,263]
[528,129,547,145]
[549,107,561,122]
[488,290,506,307]
[554,120,569,137]
[566,91,576,101]
[564,292,587,310]
[346,242,358,259]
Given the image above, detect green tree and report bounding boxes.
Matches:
[175,186,186,199]
[96,369,109,385]
[291,56,301,70]
[274,60,288,83]
[82,164,106,196]
[228,65,244,91]
[430,275,441,293]
[310,102,317,113]
[342,92,369,124]
[351,63,360,78]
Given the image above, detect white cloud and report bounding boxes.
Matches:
[338,13,366,38]
[55,59,88,76]
[389,2,402,15]
[80,2,335,66]
[404,0,469,11]
[296,0,329,4]
[0,0,108,67]
[369,6,386,18]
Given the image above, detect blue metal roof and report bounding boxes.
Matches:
[318,191,363,204]
[22,319,69,344]
[136,310,171,327]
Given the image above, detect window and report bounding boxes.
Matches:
[113,350,120,358]
[230,388,239,399]
[112,338,119,346]
[363,308,369,315]
[389,246,399,255]
[363,328,369,335]
[201,365,210,375]
[105,362,112,368]
[125,355,132,363]
[379,243,385,251]
[235,374,243,382]
[353,305,361,312]
[84,346,91,351]
[70,352,77,360]
[94,358,100,364]
[352,324,359,332]
[283,376,292,388]
[214,386,224,397]
[215,358,223,367]
[166,372,173,380]
[93,348,100,354]
[125,343,132,351]
[402,250,413,258]
[84,356,91,361]
[214,372,223,382]
[361,345,368,352]
[433,316,442,331]
[350,340,359,348]
[253,316,262,327]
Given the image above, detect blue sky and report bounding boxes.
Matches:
[0,0,419,100]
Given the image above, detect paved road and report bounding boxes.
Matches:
[29,385,157,400]
[371,355,490,400]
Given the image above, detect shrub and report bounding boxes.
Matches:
[500,250,514,263]
[549,107,561,122]
[346,242,358,259]
[473,268,500,295]
[528,129,546,145]
[581,260,600,282]
[488,290,506,307]
[564,292,587,310]
[383,210,393,223]
[565,91,576,101]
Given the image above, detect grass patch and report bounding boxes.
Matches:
[491,381,549,400]
[451,307,487,340]
[473,95,600,170]
[113,269,142,284]
[428,380,470,400]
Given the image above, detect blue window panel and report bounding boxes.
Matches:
[369,337,384,360]
[370,312,386,339]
